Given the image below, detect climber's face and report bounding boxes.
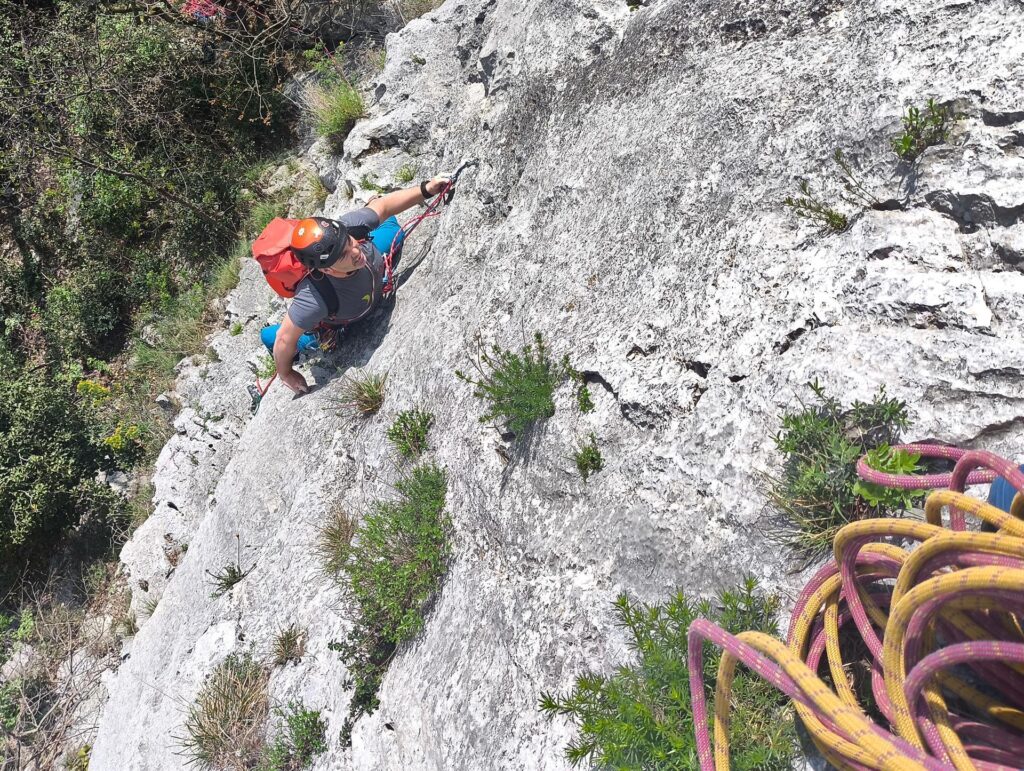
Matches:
[323,237,365,277]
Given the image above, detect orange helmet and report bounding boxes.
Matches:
[290,217,347,270]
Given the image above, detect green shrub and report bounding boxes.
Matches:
[311,80,365,148]
[329,464,449,745]
[230,322,243,336]
[255,354,277,380]
[257,702,327,771]
[783,180,848,232]
[387,408,434,459]
[540,578,797,769]
[456,332,566,435]
[0,372,121,587]
[573,434,603,481]
[852,444,925,510]
[180,653,269,770]
[64,744,91,771]
[339,372,387,416]
[891,99,955,161]
[765,379,911,561]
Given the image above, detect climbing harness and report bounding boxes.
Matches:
[247,159,478,412]
[689,447,1024,770]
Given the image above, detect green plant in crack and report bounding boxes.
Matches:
[783,180,848,232]
[763,380,913,562]
[387,408,434,459]
[359,173,387,195]
[395,164,416,184]
[328,464,449,746]
[573,434,603,481]
[207,535,254,598]
[257,702,327,771]
[540,577,797,770]
[456,332,566,435]
[852,444,926,510]
[891,99,956,161]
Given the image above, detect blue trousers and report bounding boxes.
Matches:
[260,216,405,353]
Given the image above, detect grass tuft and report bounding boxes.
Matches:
[272,624,306,667]
[316,509,356,577]
[387,408,434,459]
[310,80,365,150]
[339,372,387,416]
[181,653,269,771]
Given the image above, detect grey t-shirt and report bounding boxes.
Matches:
[288,208,386,331]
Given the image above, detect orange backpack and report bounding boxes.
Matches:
[251,217,307,298]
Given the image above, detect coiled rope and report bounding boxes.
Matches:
[689,448,1024,770]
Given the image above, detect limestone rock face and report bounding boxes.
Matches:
[89,0,1024,768]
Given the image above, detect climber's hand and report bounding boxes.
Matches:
[425,175,451,196]
[279,369,309,395]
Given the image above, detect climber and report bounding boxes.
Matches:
[259,175,451,395]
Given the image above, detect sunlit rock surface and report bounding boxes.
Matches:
[90,0,1024,767]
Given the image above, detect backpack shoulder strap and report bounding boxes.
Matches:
[309,274,339,319]
[347,224,372,241]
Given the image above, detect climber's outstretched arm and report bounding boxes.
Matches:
[367,175,450,221]
[274,315,309,394]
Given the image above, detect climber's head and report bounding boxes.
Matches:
[291,217,365,275]
[291,218,347,271]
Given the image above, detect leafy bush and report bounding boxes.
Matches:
[258,702,327,771]
[328,464,449,745]
[339,372,387,416]
[765,380,911,561]
[387,408,434,458]
[573,434,603,481]
[540,578,796,769]
[456,332,566,435]
[891,99,955,161]
[0,372,121,587]
[852,444,925,509]
[181,654,269,771]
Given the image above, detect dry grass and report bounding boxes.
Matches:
[180,654,269,771]
[316,509,356,577]
[339,372,387,416]
[0,572,129,769]
[272,624,306,667]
